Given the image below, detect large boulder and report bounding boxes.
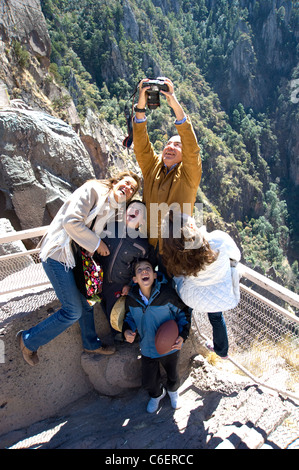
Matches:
[0,107,95,230]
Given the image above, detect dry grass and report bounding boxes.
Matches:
[232,336,299,392]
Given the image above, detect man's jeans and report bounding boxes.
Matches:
[22,258,101,352]
[208,311,229,357]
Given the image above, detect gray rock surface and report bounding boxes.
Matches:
[0,289,93,438]
[0,107,95,229]
[2,355,298,450]
[0,0,51,63]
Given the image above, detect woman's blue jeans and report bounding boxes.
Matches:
[22,258,101,352]
[208,312,229,357]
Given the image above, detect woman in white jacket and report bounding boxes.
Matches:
[161,211,241,358]
[18,171,140,366]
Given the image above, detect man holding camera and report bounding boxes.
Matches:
[133,77,202,253]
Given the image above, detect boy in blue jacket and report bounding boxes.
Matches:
[123,258,191,413]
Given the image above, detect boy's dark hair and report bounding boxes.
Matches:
[132,257,155,275]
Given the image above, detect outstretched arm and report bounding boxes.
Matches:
[135,78,149,120]
[133,79,158,175]
[160,78,186,122]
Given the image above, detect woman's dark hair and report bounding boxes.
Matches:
[161,212,218,277]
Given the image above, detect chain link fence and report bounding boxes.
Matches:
[195,279,299,400]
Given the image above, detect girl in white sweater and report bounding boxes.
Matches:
[18,171,140,366]
[161,211,241,358]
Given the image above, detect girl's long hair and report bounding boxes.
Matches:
[161,211,218,277]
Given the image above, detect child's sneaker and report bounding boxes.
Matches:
[146,387,166,413]
[168,390,179,409]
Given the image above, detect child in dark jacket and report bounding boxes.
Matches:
[123,258,191,413]
[98,201,155,336]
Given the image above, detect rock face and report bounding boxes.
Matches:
[0,106,95,230]
[152,0,180,15]
[216,0,297,112]
[81,108,133,181]
[81,343,143,397]
[0,0,51,64]
[0,0,92,229]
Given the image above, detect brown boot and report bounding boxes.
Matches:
[84,344,116,355]
[17,331,39,366]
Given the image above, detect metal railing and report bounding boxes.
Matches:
[1,226,299,400]
[0,226,51,296]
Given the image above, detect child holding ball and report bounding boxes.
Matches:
[123,258,191,413]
